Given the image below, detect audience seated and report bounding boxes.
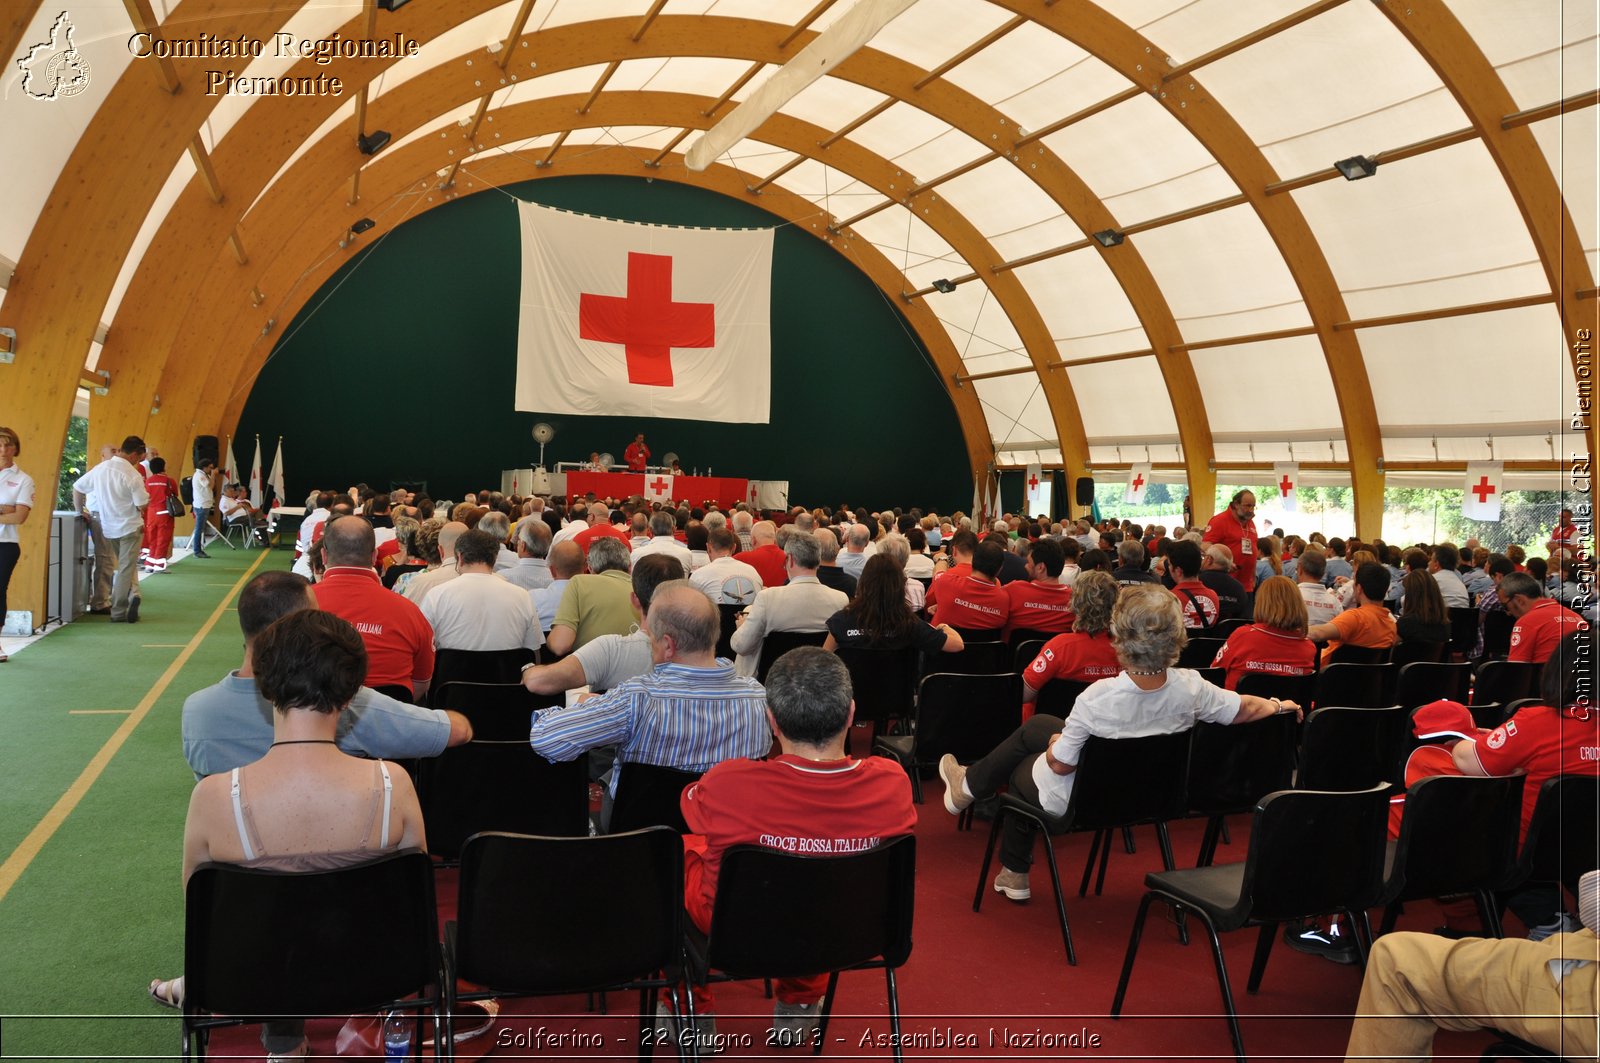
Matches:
[521,555,684,696]
[1307,562,1398,663]
[1164,539,1220,631]
[690,527,763,605]
[419,529,544,653]
[401,520,467,605]
[546,538,636,656]
[1295,550,1342,627]
[503,517,553,591]
[1396,568,1451,645]
[1209,575,1315,690]
[729,531,846,676]
[1020,570,1120,705]
[930,540,1010,633]
[823,555,960,656]
[1502,571,1589,663]
[734,519,788,589]
[1003,537,1076,637]
[313,516,435,701]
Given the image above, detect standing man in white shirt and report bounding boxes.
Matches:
[79,444,119,612]
[72,436,150,623]
[189,458,219,559]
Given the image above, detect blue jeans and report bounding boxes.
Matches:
[190,508,211,553]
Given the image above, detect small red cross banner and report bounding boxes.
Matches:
[645,473,674,503]
[1273,462,1299,513]
[1024,462,1045,514]
[1124,463,1151,506]
[1462,462,1504,522]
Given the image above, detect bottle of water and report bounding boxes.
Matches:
[382,1009,412,1059]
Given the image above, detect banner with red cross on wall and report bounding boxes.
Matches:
[644,473,674,505]
[515,201,774,422]
[1024,463,1044,514]
[1462,462,1504,522]
[1272,462,1299,514]
[1124,463,1151,506]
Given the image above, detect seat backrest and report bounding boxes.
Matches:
[1212,618,1251,640]
[1514,774,1600,898]
[1393,661,1471,710]
[1177,637,1226,670]
[1033,678,1090,718]
[1326,643,1391,665]
[756,630,829,682]
[429,648,538,700]
[382,563,426,590]
[1187,713,1298,817]
[1193,667,1227,688]
[1008,628,1061,653]
[1315,662,1394,709]
[371,683,415,704]
[423,682,588,855]
[1237,786,1390,922]
[454,829,683,994]
[708,835,915,978]
[1068,731,1193,830]
[609,763,704,834]
[1391,774,1523,901]
[1299,706,1406,791]
[1473,660,1543,707]
[185,850,438,1017]
[1390,640,1447,667]
[834,644,921,727]
[1012,639,1048,674]
[1480,610,1514,658]
[952,625,1004,644]
[715,603,741,661]
[1467,700,1506,730]
[934,640,1012,676]
[914,672,1024,765]
[1236,671,1315,708]
[1447,607,1479,656]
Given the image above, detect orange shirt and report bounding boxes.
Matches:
[1320,602,1397,663]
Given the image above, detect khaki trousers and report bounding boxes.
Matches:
[1345,930,1599,1062]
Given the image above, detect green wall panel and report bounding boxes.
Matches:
[236,175,973,511]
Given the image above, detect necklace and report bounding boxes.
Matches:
[270,739,338,747]
[1125,668,1166,676]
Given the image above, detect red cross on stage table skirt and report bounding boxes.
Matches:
[564,471,749,509]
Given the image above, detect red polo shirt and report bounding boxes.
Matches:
[1171,578,1221,629]
[1023,631,1120,690]
[1470,703,1600,842]
[572,522,631,559]
[1203,510,1259,592]
[924,563,972,610]
[932,575,1010,630]
[1004,580,1075,636]
[312,566,435,689]
[1508,598,1589,664]
[1210,623,1316,690]
[735,544,788,588]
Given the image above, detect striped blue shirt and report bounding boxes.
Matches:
[529,660,770,793]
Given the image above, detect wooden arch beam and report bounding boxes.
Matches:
[0,0,300,624]
[998,0,1389,536]
[1377,0,1597,474]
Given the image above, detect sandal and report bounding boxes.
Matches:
[147,976,184,1010]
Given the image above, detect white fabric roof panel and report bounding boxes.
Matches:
[974,374,1059,449]
[1384,433,1564,463]
[936,159,1071,251]
[1450,0,1598,108]
[1066,356,1179,438]
[933,288,1028,368]
[534,0,651,31]
[1357,304,1574,429]
[848,205,961,275]
[630,56,747,95]
[100,152,197,330]
[984,214,1088,264]
[1292,141,1547,319]
[1014,252,1148,355]
[1529,113,1600,279]
[1129,203,1313,343]
[867,0,1020,73]
[1101,0,1309,68]
[849,101,965,164]
[1188,335,1343,436]
[372,3,516,100]
[940,17,1095,112]
[203,1,363,146]
[991,48,1134,137]
[779,76,888,132]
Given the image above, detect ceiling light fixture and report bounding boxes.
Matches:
[1093,229,1124,248]
[931,278,957,294]
[357,130,392,156]
[1334,155,1378,181]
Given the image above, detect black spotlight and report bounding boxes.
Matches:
[1093,229,1124,248]
[350,218,376,235]
[377,0,411,10]
[1334,155,1378,181]
[931,278,957,294]
[358,130,392,155]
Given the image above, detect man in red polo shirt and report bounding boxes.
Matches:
[571,505,631,560]
[312,515,435,701]
[1004,537,1075,637]
[932,541,1010,632]
[1165,539,1221,631]
[1203,490,1259,594]
[925,529,979,611]
[1502,572,1589,663]
[734,520,788,589]
[625,432,651,472]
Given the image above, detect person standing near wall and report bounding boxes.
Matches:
[625,432,651,472]
[0,426,35,662]
[141,457,181,573]
[189,459,218,559]
[73,436,150,624]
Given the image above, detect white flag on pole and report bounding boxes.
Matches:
[248,437,263,509]
[515,201,774,423]
[1125,463,1151,505]
[1024,463,1044,514]
[267,438,286,509]
[971,472,987,527]
[644,472,674,504]
[1462,462,1504,521]
[1273,463,1300,513]
[224,436,240,487]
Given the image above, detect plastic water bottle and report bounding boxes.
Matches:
[382,1010,412,1059]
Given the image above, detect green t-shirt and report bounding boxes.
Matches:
[553,569,637,649]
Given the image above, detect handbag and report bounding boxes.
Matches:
[165,491,185,518]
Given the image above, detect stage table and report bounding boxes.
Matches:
[564,471,749,509]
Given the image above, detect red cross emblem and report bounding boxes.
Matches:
[579,252,714,387]
[649,477,670,496]
[1279,475,1294,497]
[1471,476,1496,504]
[1131,473,1145,492]
[1027,473,1040,491]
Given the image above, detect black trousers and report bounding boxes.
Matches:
[0,541,19,620]
[964,714,1066,873]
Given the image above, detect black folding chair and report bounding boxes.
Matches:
[1473,660,1543,708]
[875,672,1022,805]
[1188,713,1298,867]
[1236,671,1315,709]
[1212,618,1251,640]
[683,837,916,1061]
[1178,638,1226,669]
[1032,678,1091,718]
[1315,662,1394,709]
[1376,774,1523,939]
[1503,775,1600,904]
[181,851,441,1060]
[756,630,829,683]
[936,628,1011,676]
[715,603,741,661]
[1480,610,1514,659]
[973,731,1193,966]
[835,644,921,739]
[423,682,588,859]
[610,763,704,834]
[1448,607,1479,658]
[1111,786,1391,1063]
[1326,643,1391,665]
[1012,638,1049,675]
[445,830,687,1062]
[1298,705,1406,792]
[1390,640,1447,667]
[429,647,538,700]
[1392,660,1471,710]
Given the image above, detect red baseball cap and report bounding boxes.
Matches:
[1411,699,1476,742]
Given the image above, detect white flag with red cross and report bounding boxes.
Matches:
[644,473,674,504]
[1024,463,1044,513]
[1463,462,1504,521]
[515,201,773,423]
[1273,462,1299,513]
[1124,463,1151,505]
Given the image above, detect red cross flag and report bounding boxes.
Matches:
[515,201,774,422]
[1124,463,1151,505]
[1273,462,1299,514]
[1462,462,1504,522]
[1024,463,1044,513]
[645,473,674,504]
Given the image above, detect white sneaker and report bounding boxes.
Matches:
[939,754,974,815]
[993,867,1031,902]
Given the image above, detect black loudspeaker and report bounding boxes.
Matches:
[1074,476,1095,506]
[193,435,220,469]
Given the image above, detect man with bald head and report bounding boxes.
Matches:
[528,580,771,795]
[313,515,435,700]
[402,520,467,605]
[531,539,584,634]
[734,519,788,589]
[504,516,554,591]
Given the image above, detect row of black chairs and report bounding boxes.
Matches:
[181,830,917,1062]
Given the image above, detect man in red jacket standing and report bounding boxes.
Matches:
[625,432,651,472]
[1203,490,1259,595]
